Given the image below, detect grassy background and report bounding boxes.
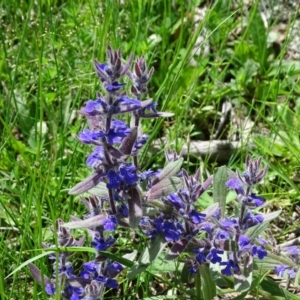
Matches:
[1,0,300,298]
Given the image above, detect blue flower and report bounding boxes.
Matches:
[79,129,104,144]
[103,216,117,231]
[106,81,126,92]
[119,164,138,186]
[167,193,185,211]
[252,245,267,259]
[57,262,75,278]
[226,177,244,195]
[106,169,123,189]
[239,235,250,248]
[241,211,263,230]
[63,285,84,300]
[106,120,131,144]
[275,265,296,279]
[80,260,99,279]
[188,210,206,224]
[86,146,105,168]
[206,248,224,263]
[220,259,239,276]
[188,263,198,274]
[132,134,148,153]
[103,260,124,278]
[247,193,265,207]
[91,235,115,251]
[45,282,55,295]
[84,99,107,115]
[285,246,300,263]
[117,203,129,217]
[215,229,231,240]
[193,248,207,265]
[160,220,183,242]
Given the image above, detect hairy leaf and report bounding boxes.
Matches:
[151,158,183,186]
[28,263,52,286]
[148,177,181,200]
[138,234,167,265]
[62,215,108,229]
[119,127,137,155]
[165,239,188,260]
[199,264,217,300]
[213,166,228,218]
[69,171,105,195]
[128,187,142,228]
[88,182,109,198]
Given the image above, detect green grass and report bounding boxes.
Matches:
[1,0,300,299]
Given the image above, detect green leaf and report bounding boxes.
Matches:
[148,177,181,200]
[199,264,216,299]
[6,250,55,279]
[246,221,271,240]
[234,255,253,292]
[87,182,109,198]
[249,5,267,70]
[213,166,228,218]
[98,251,134,268]
[138,234,167,265]
[128,187,142,228]
[259,275,299,299]
[151,158,183,185]
[127,263,149,280]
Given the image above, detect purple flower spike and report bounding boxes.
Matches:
[285,246,300,263]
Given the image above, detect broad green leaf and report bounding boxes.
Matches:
[148,177,181,200]
[253,253,295,272]
[68,171,104,195]
[151,255,182,273]
[261,210,282,223]
[245,221,271,240]
[213,166,228,218]
[199,264,216,299]
[127,263,149,280]
[209,252,230,287]
[62,214,108,229]
[138,234,167,265]
[88,182,109,198]
[151,158,183,185]
[259,275,299,299]
[249,5,267,70]
[128,187,142,228]
[234,255,253,292]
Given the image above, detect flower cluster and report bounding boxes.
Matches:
[28,46,287,299]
